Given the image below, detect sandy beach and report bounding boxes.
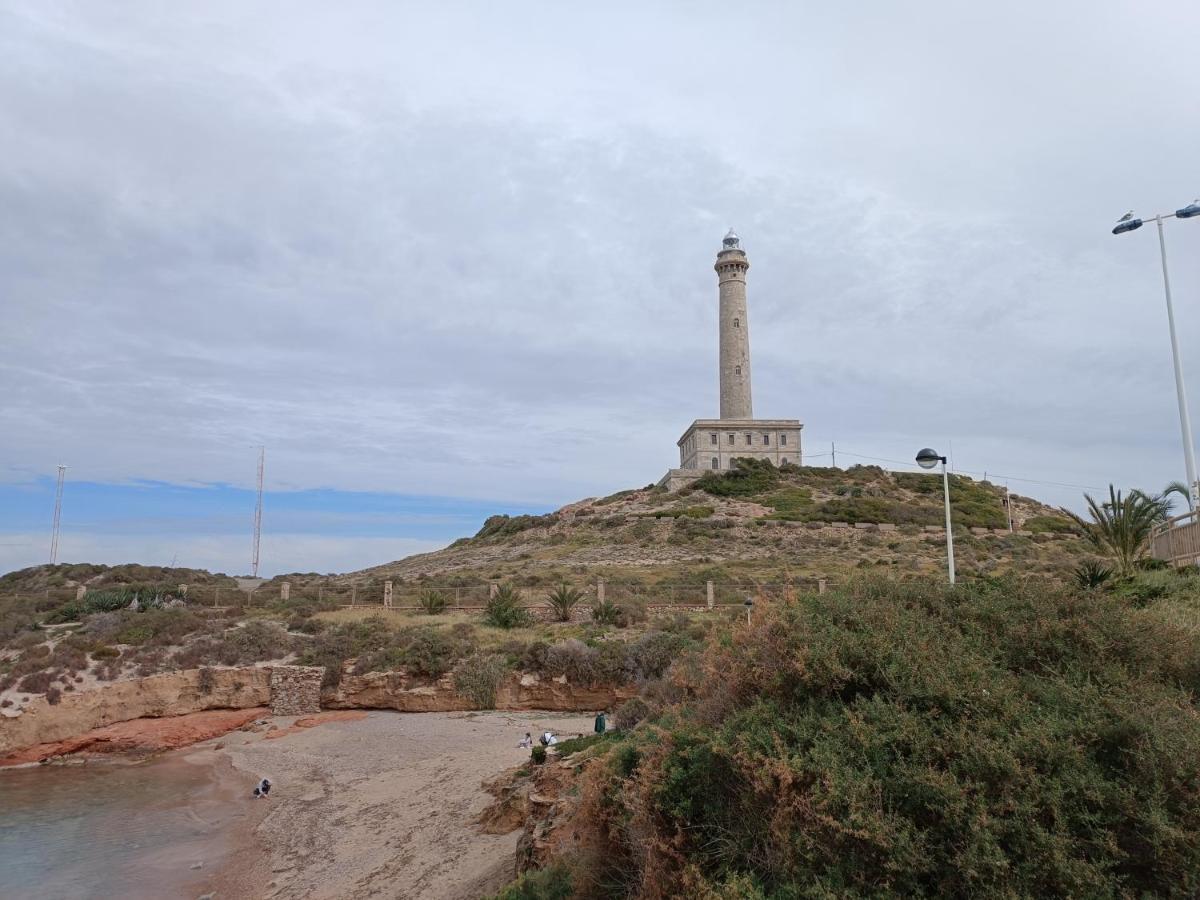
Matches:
[189,710,594,900]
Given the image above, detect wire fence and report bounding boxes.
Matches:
[28,577,838,612]
[24,568,1063,617]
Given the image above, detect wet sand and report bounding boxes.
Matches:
[195,710,594,900]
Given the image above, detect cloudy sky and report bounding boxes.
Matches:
[2,1,1198,576]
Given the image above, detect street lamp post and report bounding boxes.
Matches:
[916,448,955,584]
[1112,200,1200,510]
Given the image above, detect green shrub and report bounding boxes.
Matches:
[614,597,648,628]
[553,732,618,757]
[590,598,621,626]
[485,584,532,629]
[45,584,187,624]
[544,584,584,622]
[1025,514,1077,534]
[297,618,391,687]
[578,577,1200,897]
[694,457,781,497]
[475,514,558,540]
[530,745,547,766]
[613,696,652,730]
[1073,559,1113,590]
[352,626,465,678]
[490,862,572,900]
[452,653,509,708]
[417,589,447,615]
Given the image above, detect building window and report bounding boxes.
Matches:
[711,457,719,469]
[710,433,717,445]
[733,318,739,328]
[763,434,769,445]
[734,365,741,375]
[728,434,735,445]
[745,433,752,445]
[781,434,787,445]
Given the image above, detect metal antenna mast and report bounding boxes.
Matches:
[251,447,265,577]
[50,465,67,564]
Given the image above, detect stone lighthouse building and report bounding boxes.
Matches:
[660,230,803,490]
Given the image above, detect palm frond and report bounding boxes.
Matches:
[1066,485,1168,577]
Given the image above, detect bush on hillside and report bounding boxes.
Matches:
[417,589,447,615]
[484,584,532,629]
[1025,514,1078,534]
[693,457,781,497]
[475,514,558,540]
[490,862,573,900]
[351,626,466,678]
[590,598,621,625]
[452,653,509,708]
[573,577,1200,898]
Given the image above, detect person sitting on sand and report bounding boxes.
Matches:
[252,777,272,799]
[518,733,533,749]
[540,732,558,746]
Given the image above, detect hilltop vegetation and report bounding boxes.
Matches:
[510,572,1200,898]
[346,463,1084,592]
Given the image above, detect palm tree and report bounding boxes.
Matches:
[1161,480,1192,519]
[545,583,584,622]
[1065,485,1171,577]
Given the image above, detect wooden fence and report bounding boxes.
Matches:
[1150,511,1200,568]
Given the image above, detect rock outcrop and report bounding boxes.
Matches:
[0,666,634,764]
[0,666,270,761]
[0,707,268,766]
[324,670,637,713]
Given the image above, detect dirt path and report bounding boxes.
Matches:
[204,710,594,900]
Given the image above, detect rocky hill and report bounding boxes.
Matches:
[326,463,1083,595]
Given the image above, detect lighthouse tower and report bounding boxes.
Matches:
[659,230,803,490]
[717,228,753,419]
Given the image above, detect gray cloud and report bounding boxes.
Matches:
[2,0,1199,527]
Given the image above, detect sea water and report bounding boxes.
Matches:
[0,755,243,900]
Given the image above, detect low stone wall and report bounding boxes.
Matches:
[270,665,325,715]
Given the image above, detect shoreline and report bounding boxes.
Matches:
[2,707,596,898]
[201,709,593,900]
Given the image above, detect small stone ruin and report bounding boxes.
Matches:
[269,665,325,716]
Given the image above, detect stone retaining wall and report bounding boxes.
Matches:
[269,665,325,716]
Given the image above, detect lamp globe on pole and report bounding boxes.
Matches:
[916,448,942,470]
[1111,203,1200,510]
[915,447,956,584]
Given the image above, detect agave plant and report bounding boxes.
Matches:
[1065,486,1171,577]
[545,583,584,622]
[1072,559,1113,591]
[417,589,447,615]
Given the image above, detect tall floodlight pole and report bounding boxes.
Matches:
[1113,200,1200,509]
[251,447,265,578]
[49,465,67,564]
[916,448,955,584]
